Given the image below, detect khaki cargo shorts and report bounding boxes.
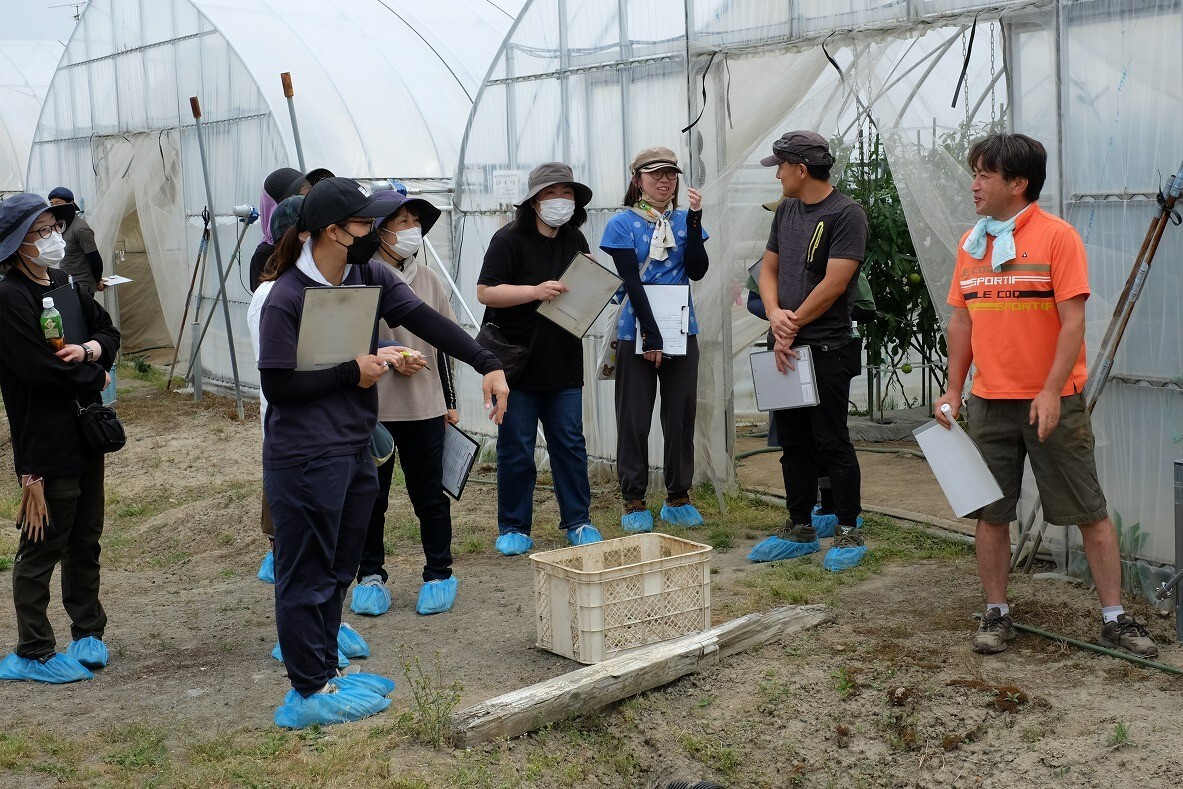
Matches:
[965,393,1108,526]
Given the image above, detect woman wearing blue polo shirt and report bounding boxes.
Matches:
[257,178,507,728]
[599,147,709,532]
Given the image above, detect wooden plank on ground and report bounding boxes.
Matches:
[450,604,832,746]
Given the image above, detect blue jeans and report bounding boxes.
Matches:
[496,387,592,534]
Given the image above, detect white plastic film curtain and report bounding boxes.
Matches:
[27,0,521,385]
[454,0,1182,580]
[0,40,62,194]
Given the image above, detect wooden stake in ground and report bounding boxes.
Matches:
[450,604,832,746]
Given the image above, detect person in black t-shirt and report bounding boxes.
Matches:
[751,131,869,572]
[476,162,603,556]
[0,194,121,683]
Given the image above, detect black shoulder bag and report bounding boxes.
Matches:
[75,399,126,454]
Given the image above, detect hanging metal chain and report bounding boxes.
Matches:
[989,21,998,123]
[961,30,970,125]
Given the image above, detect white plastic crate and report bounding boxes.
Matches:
[530,533,712,664]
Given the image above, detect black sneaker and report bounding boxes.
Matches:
[1100,614,1158,657]
[776,522,817,543]
[831,525,864,549]
[972,607,1015,654]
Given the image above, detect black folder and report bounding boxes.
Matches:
[45,280,87,343]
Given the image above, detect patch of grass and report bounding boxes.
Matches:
[1111,721,1133,748]
[461,535,485,554]
[0,556,11,572]
[397,649,463,749]
[706,525,734,552]
[102,723,168,771]
[832,666,859,697]
[681,732,741,776]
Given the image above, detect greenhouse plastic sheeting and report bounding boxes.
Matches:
[452,0,1182,578]
[0,40,62,194]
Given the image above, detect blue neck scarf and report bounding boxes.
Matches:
[962,203,1033,271]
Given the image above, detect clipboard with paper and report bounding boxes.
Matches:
[294,286,382,371]
[912,408,1004,518]
[634,284,689,356]
[750,347,819,410]
[535,252,622,337]
[441,423,479,500]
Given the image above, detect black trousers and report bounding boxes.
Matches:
[357,417,453,583]
[774,339,862,527]
[12,457,107,659]
[614,336,700,500]
[265,450,378,697]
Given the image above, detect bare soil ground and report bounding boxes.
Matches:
[0,374,1179,788]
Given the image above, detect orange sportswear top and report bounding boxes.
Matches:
[947,203,1090,399]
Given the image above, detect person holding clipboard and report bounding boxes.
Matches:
[0,194,120,683]
[257,178,507,728]
[476,162,602,556]
[599,147,709,533]
[351,192,463,616]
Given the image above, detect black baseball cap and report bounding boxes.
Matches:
[299,177,399,233]
[760,131,835,167]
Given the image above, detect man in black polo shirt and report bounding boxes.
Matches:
[750,131,869,571]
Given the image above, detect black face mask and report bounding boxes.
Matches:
[58,203,79,227]
[337,226,382,266]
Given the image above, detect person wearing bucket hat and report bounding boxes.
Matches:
[0,194,121,683]
[598,146,710,532]
[256,177,507,727]
[351,192,462,615]
[250,166,337,291]
[750,130,869,571]
[476,162,602,556]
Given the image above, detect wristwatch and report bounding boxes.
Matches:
[83,343,94,362]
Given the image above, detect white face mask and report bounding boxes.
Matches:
[23,231,66,268]
[384,226,422,260]
[537,198,576,228]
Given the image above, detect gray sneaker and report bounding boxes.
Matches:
[972,607,1015,654]
[1100,614,1158,657]
[831,525,864,548]
[777,522,817,543]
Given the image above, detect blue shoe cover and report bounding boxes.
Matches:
[334,672,396,697]
[823,545,868,572]
[0,652,93,683]
[747,536,820,563]
[337,623,370,659]
[350,579,391,616]
[258,550,276,584]
[660,503,705,528]
[566,524,603,546]
[495,532,534,556]
[621,509,654,533]
[416,577,458,615]
[274,684,390,729]
[272,642,349,668]
[811,507,863,538]
[66,637,109,669]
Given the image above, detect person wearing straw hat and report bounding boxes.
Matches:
[351,192,463,615]
[0,193,121,683]
[476,162,602,556]
[257,177,507,727]
[599,146,709,533]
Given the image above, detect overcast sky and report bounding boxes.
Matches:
[0,0,80,44]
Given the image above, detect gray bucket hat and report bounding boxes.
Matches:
[760,131,835,167]
[516,162,592,208]
[0,193,70,262]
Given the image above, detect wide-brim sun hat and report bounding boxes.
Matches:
[377,193,443,236]
[515,162,592,208]
[0,193,71,262]
[299,177,400,233]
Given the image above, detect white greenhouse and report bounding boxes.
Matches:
[0,40,62,196]
[25,0,1183,588]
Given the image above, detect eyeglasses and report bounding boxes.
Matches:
[645,171,679,182]
[340,218,375,232]
[29,221,65,239]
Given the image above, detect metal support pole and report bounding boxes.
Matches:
[1175,459,1182,642]
[185,219,253,379]
[190,96,245,422]
[281,72,307,171]
[423,237,479,329]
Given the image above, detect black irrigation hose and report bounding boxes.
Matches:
[972,613,1183,676]
[735,445,926,461]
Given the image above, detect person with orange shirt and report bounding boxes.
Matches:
[934,133,1156,657]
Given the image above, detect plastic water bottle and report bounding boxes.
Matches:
[40,297,64,352]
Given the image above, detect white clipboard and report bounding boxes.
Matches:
[913,411,1005,518]
[536,252,622,337]
[750,347,819,410]
[634,283,689,355]
[295,286,381,371]
[441,423,479,500]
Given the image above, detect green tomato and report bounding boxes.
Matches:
[901,363,913,374]
[907,273,923,285]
